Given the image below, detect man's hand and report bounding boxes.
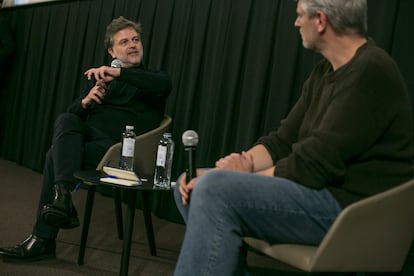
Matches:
[178,169,209,205]
[215,151,253,172]
[84,65,121,83]
[81,80,108,108]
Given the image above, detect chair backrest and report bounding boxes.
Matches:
[310,178,414,272]
[96,115,172,176]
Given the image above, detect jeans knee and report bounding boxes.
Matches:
[192,170,230,201]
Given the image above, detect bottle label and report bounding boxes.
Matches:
[156,145,167,167]
[122,138,135,157]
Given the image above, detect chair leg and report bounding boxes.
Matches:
[141,190,157,256]
[114,187,123,240]
[78,185,96,265]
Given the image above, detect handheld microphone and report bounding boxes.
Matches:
[87,59,121,109]
[111,59,122,68]
[101,59,122,99]
[182,130,199,183]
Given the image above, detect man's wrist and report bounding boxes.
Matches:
[81,99,90,109]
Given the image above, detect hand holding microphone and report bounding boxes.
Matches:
[84,58,122,82]
[81,59,122,109]
[179,130,199,205]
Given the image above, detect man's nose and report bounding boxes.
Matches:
[294,18,300,27]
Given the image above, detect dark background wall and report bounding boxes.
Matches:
[0,0,413,180]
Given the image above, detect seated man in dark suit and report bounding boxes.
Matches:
[0,16,172,262]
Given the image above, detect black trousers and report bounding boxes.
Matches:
[32,113,116,239]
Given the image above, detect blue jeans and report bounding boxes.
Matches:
[173,170,342,276]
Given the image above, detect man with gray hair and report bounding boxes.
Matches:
[174,0,413,275]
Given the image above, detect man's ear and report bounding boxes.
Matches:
[315,11,328,33]
[108,48,116,59]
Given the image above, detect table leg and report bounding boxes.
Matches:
[114,187,124,240]
[120,190,137,276]
[141,191,157,256]
[78,184,96,265]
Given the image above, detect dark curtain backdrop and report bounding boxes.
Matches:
[0,0,413,220]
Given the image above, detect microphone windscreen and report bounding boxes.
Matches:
[182,130,199,147]
[111,59,122,68]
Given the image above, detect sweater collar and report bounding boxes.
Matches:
[324,38,375,82]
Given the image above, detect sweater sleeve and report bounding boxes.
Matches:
[117,67,172,99]
[256,81,309,163]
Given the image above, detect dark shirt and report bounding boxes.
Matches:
[68,65,172,140]
[258,39,414,207]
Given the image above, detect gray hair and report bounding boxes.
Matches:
[104,16,143,49]
[299,0,368,36]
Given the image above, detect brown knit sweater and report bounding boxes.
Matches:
[258,39,414,207]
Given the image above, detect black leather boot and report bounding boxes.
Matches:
[0,234,56,262]
[40,183,80,229]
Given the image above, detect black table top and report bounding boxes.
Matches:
[74,169,173,191]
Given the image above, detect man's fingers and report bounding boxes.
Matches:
[91,94,102,104]
[181,196,188,206]
[179,184,189,205]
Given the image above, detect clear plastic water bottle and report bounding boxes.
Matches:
[154,133,175,188]
[119,125,136,171]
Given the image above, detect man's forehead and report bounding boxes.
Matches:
[113,28,139,40]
